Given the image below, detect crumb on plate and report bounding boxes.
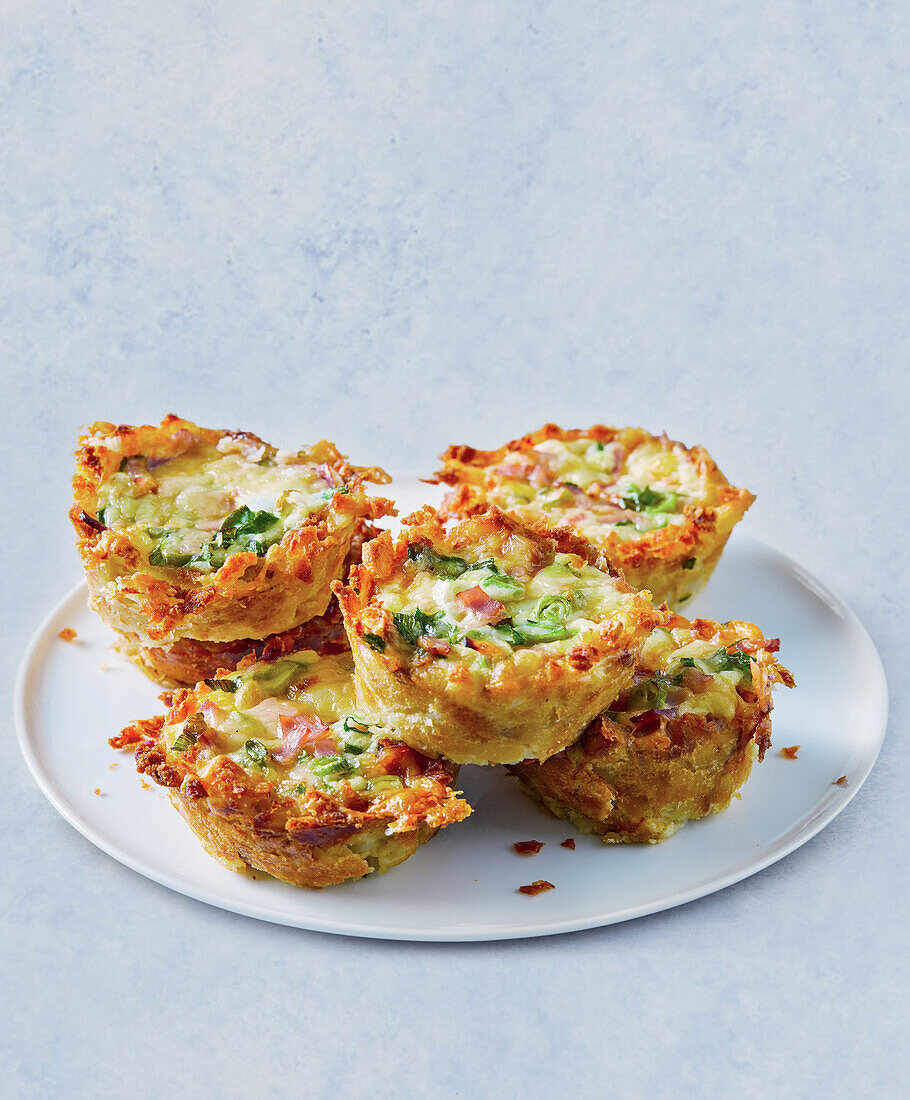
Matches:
[519,880,555,895]
[780,745,800,759]
[58,628,77,642]
[833,775,848,786]
[561,838,576,850]
[514,840,544,855]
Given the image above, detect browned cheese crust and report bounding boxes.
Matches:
[334,506,664,765]
[510,616,794,842]
[71,416,394,650]
[435,424,754,608]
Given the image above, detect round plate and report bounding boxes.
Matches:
[16,481,887,940]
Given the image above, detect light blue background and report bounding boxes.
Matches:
[2,3,907,1097]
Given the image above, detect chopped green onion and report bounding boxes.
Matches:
[242,739,268,764]
[251,658,307,695]
[171,730,197,752]
[311,755,353,777]
[343,716,371,735]
[342,741,365,755]
[368,775,403,791]
[203,677,237,692]
[682,557,696,570]
[534,594,573,625]
[362,633,386,652]
[477,571,524,601]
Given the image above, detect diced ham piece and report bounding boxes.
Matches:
[274,712,332,762]
[419,637,451,656]
[455,586,506,623]
[316,462,340,488]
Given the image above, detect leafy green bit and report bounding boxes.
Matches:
[368,775,403,790]
[342,742,365,755]
[204,677,237,692]
[171,730,197,752]
[621,485,678,514]
[97,507,107,526]
[149,533,194,568]
[674,647,752,682]
[232,738,270,773]
[407,544,470,578]
[683,557,696,570]
[489,622,525,647]
[614,520,635,527]
[362,633,386,652]
[393,609,453,646]
[343,716,371,735]
[118,457,130,472]
[624,672,674,713]
[678,595,690,603]
[311,755,353,777]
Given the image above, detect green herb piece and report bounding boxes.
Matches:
[534,594,573,625]
[682,557,696,570]
[490,622,525,646]
[678,595,691,603]
[674,647,752,682]
[407,544,470,578]
[614,520,635,527]
[149,531,195,568]
[97,507,107,526]
[511,617,576,644]
[242,739,268,764]
[342,742,365,755]
[343,716,371,735]
[171,730,197,752]
[621,485,678,514]
[251,658,308,695]
[203,677,237,692]
[362,633,386,652]
[477,571,524,601]
[311,754,353,777]
[623,672,673,713]
[393,609,452,646]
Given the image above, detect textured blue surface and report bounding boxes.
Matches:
[2,3,908,1097]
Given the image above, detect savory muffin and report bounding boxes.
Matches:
[114,649,470,888]
[436,424,754,607]
[509,614,794,842]
[334,506,663,765]
[71,415,393,683]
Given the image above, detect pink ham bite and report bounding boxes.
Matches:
[456,586,506,623]
[274,712,332,762]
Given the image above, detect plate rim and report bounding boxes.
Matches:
[14,537,889,942]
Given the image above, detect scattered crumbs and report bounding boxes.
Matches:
[513,840,544,855]
[833,775,848,786]
[140,781,151,790]
[560,838,576,850]
[519,880,555,896]
[108,763,119,770]
[780,745,800,760]
[93,788,102,796]
[58,627,77,642]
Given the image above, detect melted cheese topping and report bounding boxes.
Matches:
[378,546,629,664]
[616,625,752,721]
[164,652,429,800]
[481,436,704,545]
[96,437,347,569]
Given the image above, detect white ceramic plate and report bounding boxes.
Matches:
[16,479,887,941]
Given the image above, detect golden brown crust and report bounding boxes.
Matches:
[71,416,394,647]
[335,507,664,765]
[118,692,470,889]
[435,424,754,608]
[509,617,793,842]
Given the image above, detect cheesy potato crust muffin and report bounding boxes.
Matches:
[510,615,794,842]
[436,424,754,608]
[71,417,394,657]
[334,507,663,765]
[116,649,470,888]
